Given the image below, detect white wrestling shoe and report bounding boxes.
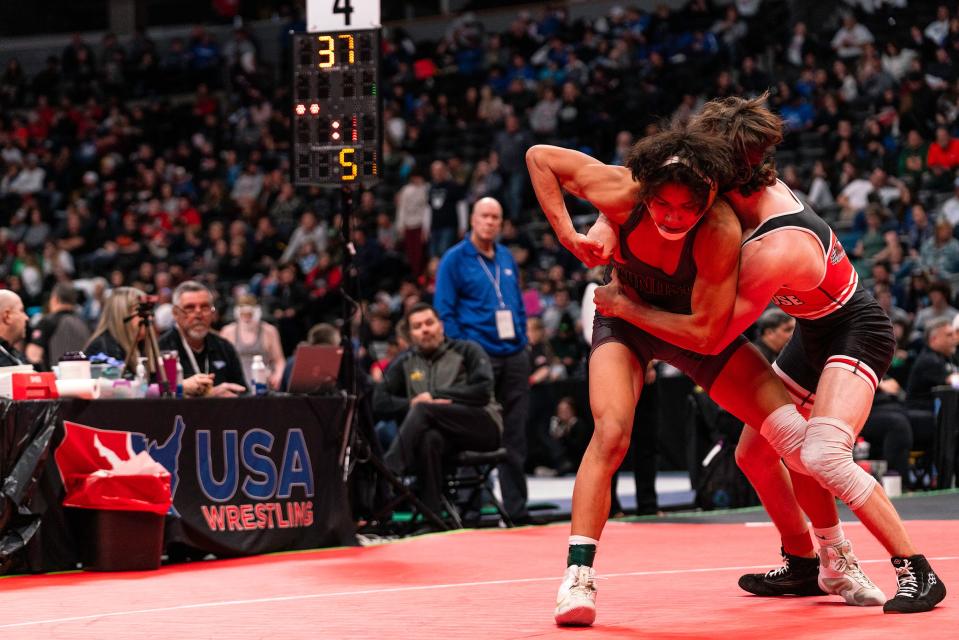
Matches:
[818,540,886,606]
[555,564,597,626]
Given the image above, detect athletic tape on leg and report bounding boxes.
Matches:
[800,417,878,510]
[759,404,809,474]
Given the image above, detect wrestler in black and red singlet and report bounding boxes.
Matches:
[592,205,748,392]
[742,185,896,412]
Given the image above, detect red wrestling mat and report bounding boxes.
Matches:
[1,520,956,639]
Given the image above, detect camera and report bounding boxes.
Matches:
[134,295,160,318]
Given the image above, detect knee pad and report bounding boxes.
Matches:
[759,404,809,474]
[800,417,878,510]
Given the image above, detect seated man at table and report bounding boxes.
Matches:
[0,290,33,368]
[159,281,247,397]
[373,303,502,516]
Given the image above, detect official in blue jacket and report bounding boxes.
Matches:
[434,197,532,523]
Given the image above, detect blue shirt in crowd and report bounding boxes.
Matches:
[434,238,528,357]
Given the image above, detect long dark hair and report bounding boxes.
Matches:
[626,121,735,211]
[690,91,783,196]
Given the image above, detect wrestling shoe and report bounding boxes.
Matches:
[884,555,947,613]
[738,547,826,596]
[818,540,885,606]
[555,564,597,626]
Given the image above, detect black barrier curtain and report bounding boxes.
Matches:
[1,396,356,574]
[934,388,959,490]
[0,400,60,573]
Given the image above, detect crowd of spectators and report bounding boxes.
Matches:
[3,1,959,482]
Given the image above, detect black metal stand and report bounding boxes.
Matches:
[126,304,171,396]
[336,185,448,533]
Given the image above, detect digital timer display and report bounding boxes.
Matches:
[292,29,380,186]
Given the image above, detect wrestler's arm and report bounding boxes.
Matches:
[710,238,791,349]
[586,213,620,261]
[591,213,618,234]
[603,203,743,354]
[527,145,636,265]
[710,233,822,350]
[613,231,819,354]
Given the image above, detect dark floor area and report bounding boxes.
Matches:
[627,489,959,524]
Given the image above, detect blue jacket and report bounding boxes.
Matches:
[434,238,528,357]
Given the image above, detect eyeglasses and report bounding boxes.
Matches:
[175,303,215,316]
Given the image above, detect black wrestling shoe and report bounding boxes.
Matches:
[883,555,947,613]
[738,547,827,597]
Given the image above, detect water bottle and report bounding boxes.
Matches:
[176,360,184,399]
[882,472,902,498]
[251,355,268,396]
[853,437,870,461]
[135,358,149,398]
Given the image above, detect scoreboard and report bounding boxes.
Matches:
[292,29,380,187]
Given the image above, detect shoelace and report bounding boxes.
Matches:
[766,555,791,578]
[567,567,599,595]
[894,560,919,599]
[833,547,875,587]
[574,568,595,588]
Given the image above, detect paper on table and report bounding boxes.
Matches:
[0,364,37,382]
[55,378,101,399]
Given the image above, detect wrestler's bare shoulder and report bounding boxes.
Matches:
[700,199,743,237]
[742,230,824,289]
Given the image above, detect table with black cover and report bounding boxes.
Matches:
[0,395,355,574]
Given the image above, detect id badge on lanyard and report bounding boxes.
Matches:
[478,254,516,341]
[495,308,516,340]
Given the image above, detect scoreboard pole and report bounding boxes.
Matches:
[290,28,381,389]
[296,3,381,185]
[291,10,384,461]
[293,7,446,530]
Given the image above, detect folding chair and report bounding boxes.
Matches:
[440,448,514,529]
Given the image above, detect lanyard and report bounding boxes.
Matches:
[476,254,508,309]
[0,342,23,365]
[179,330,209,374]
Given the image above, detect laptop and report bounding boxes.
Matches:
[286,345,344,394]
